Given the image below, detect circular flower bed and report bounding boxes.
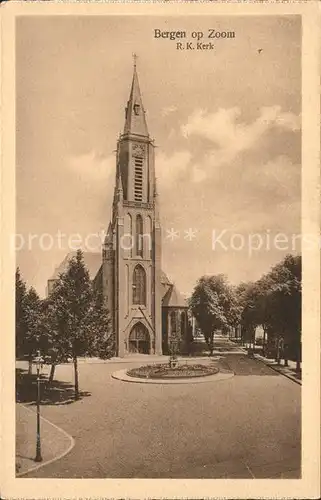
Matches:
[127,363,219,380]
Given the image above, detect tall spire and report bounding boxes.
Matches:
[123,56,149,138]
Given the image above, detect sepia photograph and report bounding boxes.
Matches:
[1,2,320,498]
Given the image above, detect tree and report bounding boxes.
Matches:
[41,296,70,385]
[22,287,43,375]
[15,268,27,359]
[46,250,114,397]
[16,268,52,375]
[264,255,301,369]
[236,254,301,368]
[189,255,301,368]
[48,250,93,399]
[88,289,114,360]
[226,286,242,338]
[236,281,260,349]
[189,275,233,355]
[185,319,194,356]
[253,274,275,353]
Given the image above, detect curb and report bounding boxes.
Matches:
[16,404,75,477]
[254,356,302,386]
[111,368,234,384]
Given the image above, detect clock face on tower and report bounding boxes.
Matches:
[132,143,145,157]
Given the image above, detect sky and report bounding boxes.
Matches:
[16,15,301,297]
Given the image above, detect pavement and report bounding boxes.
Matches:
[16,338,301,479]
[254,354,302,385]
[16,403,74,476]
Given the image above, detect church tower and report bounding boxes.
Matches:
[102,61,162,357]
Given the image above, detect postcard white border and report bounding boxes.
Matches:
[1,1,320,498]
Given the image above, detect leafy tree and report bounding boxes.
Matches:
[253,274,275,351]
[190,254,301,368]
[189,275,233,355]
[235,254,301,368]
[264,255,301,368]
[16,268,50,375]
[47,250,93,398]
[45,250,114,397]
[226,285,242,337]
[42,296,71,385]
[236,281,262,349]
[15,268,27,359]
[89,289,114,360]
[22,287,43,374]
[185,319,194,356]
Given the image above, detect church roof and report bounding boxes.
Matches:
[160,270,172,287]
[162,283,188,308]
[48,252,186,306]
[123,63,149,138]
[49,251,102,282]
[160,270,172,298]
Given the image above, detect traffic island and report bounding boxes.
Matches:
[16,403,75,477]
[127,363,219,379]
[112,362,234,384]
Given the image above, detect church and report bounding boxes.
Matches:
[47,63,189,357]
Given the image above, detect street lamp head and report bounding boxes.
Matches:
[34,352,44,371]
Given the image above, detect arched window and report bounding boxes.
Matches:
[170,311,177,334]
[146,216,153,259]
[132,264,146,305]
[124,213,133,258]
[136,214,143,257]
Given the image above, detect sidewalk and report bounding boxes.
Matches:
[254,354,301,385]
[16,403,75,476]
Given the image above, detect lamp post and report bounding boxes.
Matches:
[34,350,44,462]
[169,335,179,368]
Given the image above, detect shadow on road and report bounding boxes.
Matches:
[189,341,242,357]
[16,368,91,406]
[224,355,280,376]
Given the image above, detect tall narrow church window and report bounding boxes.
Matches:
[136,214,143,257]
[132,264,146,305]
[147,216,153,259]
[129,213,133,257]
[134,157,143,201]
[124,213,133,258]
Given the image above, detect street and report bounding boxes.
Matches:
[18,351,301,479]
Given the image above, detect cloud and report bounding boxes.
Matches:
[177,105,301,184]
[181,105,300,153]
[161,105,178,117]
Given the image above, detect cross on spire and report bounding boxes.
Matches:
[132,53,138,68]
[123,55,149,137]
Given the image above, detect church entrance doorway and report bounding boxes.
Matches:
[128,322,150,354]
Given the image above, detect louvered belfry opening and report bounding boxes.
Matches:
[134,156,143,201]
